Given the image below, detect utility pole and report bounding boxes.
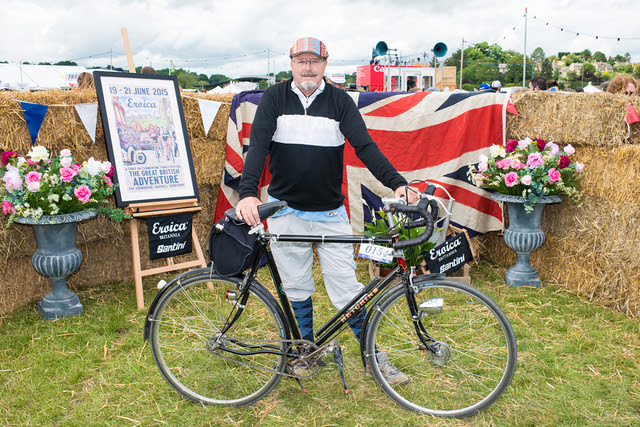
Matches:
[522,8,528,87]
[460,37,465,89]
[267,48,270,86]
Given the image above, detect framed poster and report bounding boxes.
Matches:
[94,71,199,207]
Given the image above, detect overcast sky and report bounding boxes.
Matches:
[5,0,640,78]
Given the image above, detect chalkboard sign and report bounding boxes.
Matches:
[425,232,473,275]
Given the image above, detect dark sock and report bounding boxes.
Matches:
[290,297,314,342]
[347,308,367,343]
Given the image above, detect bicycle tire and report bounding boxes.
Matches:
[148,273,287,406]
[365,278,517,418]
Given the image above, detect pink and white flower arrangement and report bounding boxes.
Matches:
[0,145,126,224]
[468,137,585,213]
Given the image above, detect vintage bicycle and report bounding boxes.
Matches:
[143,185,517,419]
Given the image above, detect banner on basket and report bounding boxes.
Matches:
[425,232,473,275]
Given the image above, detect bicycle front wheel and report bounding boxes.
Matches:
[148,273,287,406]
[366,278,517,418]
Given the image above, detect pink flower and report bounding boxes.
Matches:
[576,162,585,173]
[60,167,77,183]
[2,201,15,215]
[106,164,115,178]
[27,159,36,166]
[564,144,575,155]
[103,175,114,186]
[60,149,71,157]
[521,175,532,185]
[25,170,42,184]
[496,158,512,169]
[74,185,92,203]
[548,168,561,184]
[1,151,17,166]
[72,163,81,173]
[2,167,23,192]
[536,139,546,151]
[518,138,531,150]
[504,171,519,187]
[527,152,544,168]
[505,140,518,153]
[60,156,73,168]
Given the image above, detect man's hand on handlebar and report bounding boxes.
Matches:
[236,197,262,227]
[394,185,420,204]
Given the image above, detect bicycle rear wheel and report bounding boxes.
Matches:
[365,278,517,418]
[148,273,287,406]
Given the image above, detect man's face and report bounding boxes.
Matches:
[291,53,327,95]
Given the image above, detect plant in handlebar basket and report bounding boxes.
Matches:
[363,207,438,269]
[467,137,585,213]
[1,146,130,225]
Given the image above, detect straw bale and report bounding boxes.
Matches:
[507,91,638,146]
[477,194,640,318]
[0,90,231,314]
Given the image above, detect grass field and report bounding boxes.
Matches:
[1,260,639,426]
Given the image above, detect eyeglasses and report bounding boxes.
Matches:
[292,58,325,66]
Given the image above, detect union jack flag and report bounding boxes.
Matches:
[214,90,512,236]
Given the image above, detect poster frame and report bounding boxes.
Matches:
[94,71,199,207]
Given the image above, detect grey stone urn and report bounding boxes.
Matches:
[14,210,97,320]
[492,193,562,287]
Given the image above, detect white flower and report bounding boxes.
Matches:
[26,181,40,192]
[489,145,502,157]
[47,194,60,202]
[546,142,559,155]
[518,138,531,150]
[564,144,575,155]
[521,175,532,185]
[62,194,72,201]
[60,149,71,157]
[60,156,73,168]
[101,161,112,175]
[27,146,49,162]
[478,154,488,164]
[17,157,26,167]
[83,157,102,176]
[576,162,585,172]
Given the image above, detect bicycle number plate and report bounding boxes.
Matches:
[358,243,394,264]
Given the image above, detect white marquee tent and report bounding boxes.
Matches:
[0,63,92,90]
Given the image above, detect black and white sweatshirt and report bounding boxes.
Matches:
[238,80,408,212]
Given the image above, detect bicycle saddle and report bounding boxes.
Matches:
[225,201,288,223]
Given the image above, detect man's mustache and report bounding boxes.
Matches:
[300,72,318,77]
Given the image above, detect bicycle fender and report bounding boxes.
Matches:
[143,266,216,341]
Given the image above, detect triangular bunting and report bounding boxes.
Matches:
[197,98,222,136]
[19,101,49,145]
[74,103,98,142]
[626,102,639,125]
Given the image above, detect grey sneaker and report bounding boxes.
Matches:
[376,351,409,386]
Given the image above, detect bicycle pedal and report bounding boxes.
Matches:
[317,356,327,367]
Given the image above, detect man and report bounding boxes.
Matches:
[236,37,417,385]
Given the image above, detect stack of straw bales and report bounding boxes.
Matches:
[0,90,233,314]
[479,91,640,318]
[1,89,639,319]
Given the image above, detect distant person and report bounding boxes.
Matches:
[529,76,547,91]
[491,80,502,91]
[478,82,491,91]
[607,74,637,95]
[600,81,610,92]
[575,86,584,93]
[326,73,346,89]
[546,80,559,92]
[76,72,94,90]
[141,66,156,74]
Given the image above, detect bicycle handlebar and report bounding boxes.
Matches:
[391,200,436,250]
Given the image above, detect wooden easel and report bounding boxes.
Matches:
[125,198,207,310]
